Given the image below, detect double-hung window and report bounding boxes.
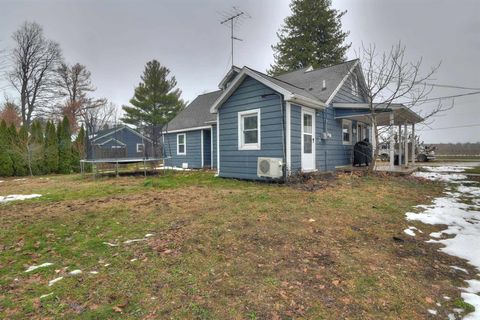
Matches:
[177,133,186,155]
[342,119,352,145]
[238,109,261,150]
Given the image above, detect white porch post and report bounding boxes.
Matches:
[398,124,402,166]
[411,123,416,165]
[370,122,376,161]
[404,123,409,167]
[389,113,395,169]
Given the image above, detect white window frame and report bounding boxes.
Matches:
[177,133,186,155]
[238,109,261,151]
[342,119,352,145]
[136,143,144,153]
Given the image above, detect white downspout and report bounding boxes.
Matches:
[389,113,395,169]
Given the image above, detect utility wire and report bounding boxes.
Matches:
[417,123,480,131]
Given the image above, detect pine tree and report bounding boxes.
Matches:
[8,124,28,176]
[44,121,59,173]
[71,125,85,172]
[30,120,45,175]
[58,116,72,174]
[268,0,350,76]
[0,120,14,177]
[122,60,185,143]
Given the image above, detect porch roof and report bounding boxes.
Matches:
[333,103,424,125]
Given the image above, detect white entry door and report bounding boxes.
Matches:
[301,108,316,172]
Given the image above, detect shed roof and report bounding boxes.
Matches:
[165,90,222,132]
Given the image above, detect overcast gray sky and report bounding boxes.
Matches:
[0,0,479,143]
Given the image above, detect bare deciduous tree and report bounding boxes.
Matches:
[356,42,451,169]
[8,22,63,128]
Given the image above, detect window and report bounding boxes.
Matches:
[342,119,352,145]
[351,73,358,96]
[177,133,186,155]
[136,143,144,153]
[238,109,261,150]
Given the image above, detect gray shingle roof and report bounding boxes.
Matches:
[165,90,222,131]
[275,59,358,102]
[246,67,321,102]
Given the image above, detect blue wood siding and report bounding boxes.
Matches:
[203,129,211,167]
[164,130,203,168]
[218,76,284,180]
[315,105,357,171]
[93,128,152,158]
[290,105,302,173]
[212,125,217,168]
[332,69,367,104]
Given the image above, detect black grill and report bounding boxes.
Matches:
[353,140,372,166]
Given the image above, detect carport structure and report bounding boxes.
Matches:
[334,103,424,170]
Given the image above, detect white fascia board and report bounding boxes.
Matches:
[286,94,325,110]
[325,60,360,106]
[163,126,211,134]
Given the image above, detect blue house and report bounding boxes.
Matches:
[164,60,423,180]
[88,125,155,161]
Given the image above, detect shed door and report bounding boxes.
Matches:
[301,108,315,172]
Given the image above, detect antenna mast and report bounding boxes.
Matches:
[220,10,244,67]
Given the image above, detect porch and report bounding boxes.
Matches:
[334,103,424,172]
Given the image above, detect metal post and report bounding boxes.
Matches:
[412,123,416,165]
[398,124,402,166]
[404,123,408,167]
[389,113,395,169]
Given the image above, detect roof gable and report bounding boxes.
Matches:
[92,125,151,143]
[210,67,325,113]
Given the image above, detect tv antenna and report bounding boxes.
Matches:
[219,7,249,67]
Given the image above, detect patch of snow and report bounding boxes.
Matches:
[427,309,437,315]
[40,292,54,299]
[406,168,480,319]
[103,242,119,247]
[130,258,138,262]
[0,194,42,203]
[68,269,82,276]
[447,313,456,320]
[308,218,316,222]
[48,276,64,286]
[444,296,451,300]
[404,226,420,236]
[89,271,98,275]
[0,180,4,183]
[450,266,469,274]
[413,171,468,183]
[436,302,441,307]
[159,166,191,171]
[103,263,110,267]
[25,262,53,273]
[423,166,470,173]
[124,238,147,244]
[13,178,27,181]
[145,233,154,238]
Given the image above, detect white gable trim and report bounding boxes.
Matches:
[325,60,360,106]
[92,126,152,143]
[218,66,241,89]
[97,138,126,146]
[210,67,325,114]
[163,125,211,134]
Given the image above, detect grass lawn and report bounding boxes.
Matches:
[465,167,480,174]
[0,171,473,319]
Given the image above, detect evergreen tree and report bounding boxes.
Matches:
[44,121,59,173]
[268,0,350,76]
[122,60,185,144]
[57,116,72,174]
[8,124,28,176]
[71,125,85,172]
[0,120,14,177]
[30,120,45,175]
